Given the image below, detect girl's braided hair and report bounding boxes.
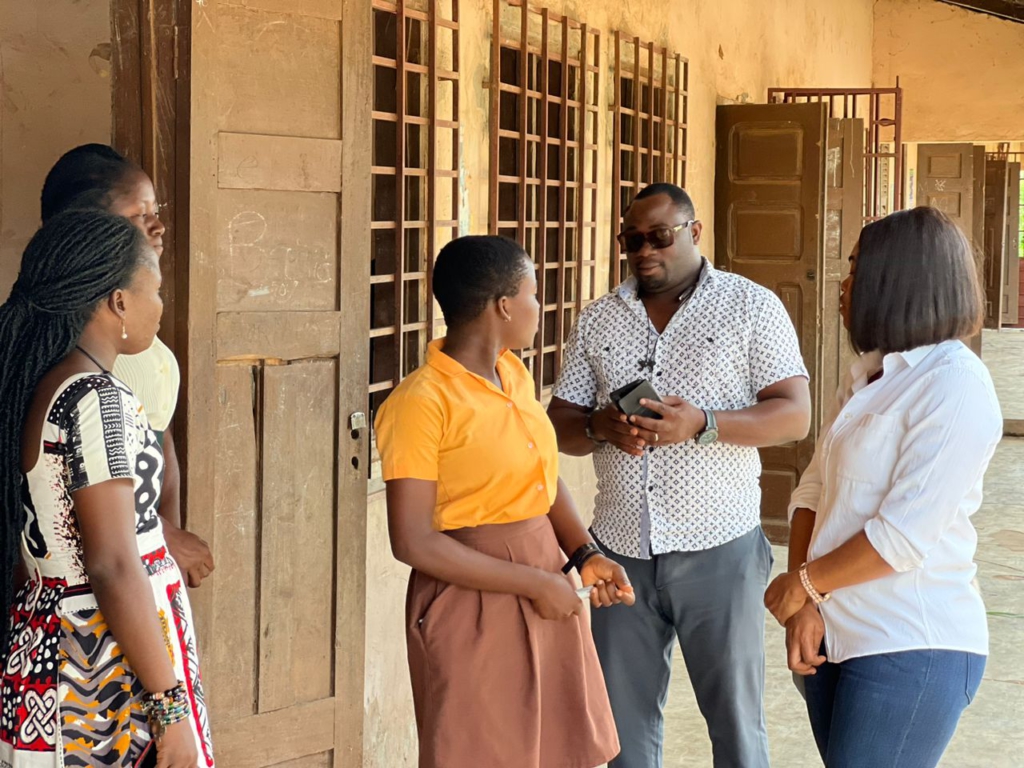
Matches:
[0,209,147,644]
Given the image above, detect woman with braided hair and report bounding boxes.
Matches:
[0,210,213,767]
[39,143,215,590]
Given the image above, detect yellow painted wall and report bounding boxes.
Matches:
[874,0,1024,143]
[0,2,113,301]
[363,1,875,764]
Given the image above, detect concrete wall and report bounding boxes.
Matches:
[874,0,1024,143]
[363,1,875,764]
[0,1,112,300]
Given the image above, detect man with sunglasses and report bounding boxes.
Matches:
[548,183,811,768]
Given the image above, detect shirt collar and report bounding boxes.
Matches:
[617,256,715,306]
[426,338,515,393]
[850,344,938,392]
[894,344,937,368]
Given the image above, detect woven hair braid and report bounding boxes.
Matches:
[0,209,146,645]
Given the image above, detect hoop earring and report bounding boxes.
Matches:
[121,319,128,340]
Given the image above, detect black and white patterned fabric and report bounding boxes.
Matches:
[553,258,808,558]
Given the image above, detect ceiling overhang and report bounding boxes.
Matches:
[937,0,1024,24]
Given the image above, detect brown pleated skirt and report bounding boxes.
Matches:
[406,514,620,768]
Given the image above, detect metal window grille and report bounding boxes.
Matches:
[370,0,461,421]
[768,86,903,223]
[488,0,600,400]
[610,34,688,287]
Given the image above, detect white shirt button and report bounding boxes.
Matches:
[537,484,545,492]
[527,442,534,449]
[506,402,513,408]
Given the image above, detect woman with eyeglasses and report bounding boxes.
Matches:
[38,144,215,590]
[765,207,1002,768]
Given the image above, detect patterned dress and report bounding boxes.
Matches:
[0,373,214,767]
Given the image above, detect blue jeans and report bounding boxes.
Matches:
[804,649,985,768]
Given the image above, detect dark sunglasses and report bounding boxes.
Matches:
[617,220,697,253]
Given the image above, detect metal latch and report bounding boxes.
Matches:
[349,411,368,431]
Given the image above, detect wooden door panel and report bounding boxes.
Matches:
[189,1,371,764]
[821,119,863,426]
[214,5,342,139]
[968,147,987,355]
[715,102,825,543]
[217,190,340,312]
[917,144,974,233]
[984,159,1009,328]
[1002,163,1021,326]
[211,364,260,721]
[259,361,338,711]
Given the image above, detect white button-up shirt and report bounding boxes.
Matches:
[789,340,1003,663]
[554,259,808,558]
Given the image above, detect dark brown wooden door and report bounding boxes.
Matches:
[715,102,862,543]
[917,144,975,235]
[984,159,1009,328]
[184,1,372,765]
[1002,163,1021,326]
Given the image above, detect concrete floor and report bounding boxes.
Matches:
[659,331,1024,767]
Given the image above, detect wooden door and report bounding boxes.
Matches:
[1002,163,1021,326]
[715,102,828,543]
[968,147,987,355]
[820,118,864,430]
[916,144,975,235]
[186,2,371,765]
[984,159,1009,328]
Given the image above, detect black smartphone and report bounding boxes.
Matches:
[609,379,663,420]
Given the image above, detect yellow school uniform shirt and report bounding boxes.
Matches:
[375,339,559,532]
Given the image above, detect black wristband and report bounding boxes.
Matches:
[561,542,604,575]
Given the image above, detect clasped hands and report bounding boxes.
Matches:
[590,397,704,457]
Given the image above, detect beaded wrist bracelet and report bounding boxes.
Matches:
[143,682,191,740]
[799,563,831,606]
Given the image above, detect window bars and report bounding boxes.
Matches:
[768,86,904,223]
[488,0,600,399]
[370,0,461,420]
[610,33,689,287]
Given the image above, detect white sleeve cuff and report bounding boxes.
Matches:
[864,516,924,573]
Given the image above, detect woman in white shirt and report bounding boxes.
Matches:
[764,207,1002,768]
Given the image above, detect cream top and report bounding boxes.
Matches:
[111,336,181,432]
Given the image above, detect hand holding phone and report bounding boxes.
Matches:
[610,379,663,420]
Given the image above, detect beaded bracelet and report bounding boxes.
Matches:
[143,682,192,739]
[799,563,831,606]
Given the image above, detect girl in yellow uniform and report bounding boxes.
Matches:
[376,236,632,768]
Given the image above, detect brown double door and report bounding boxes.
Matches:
[715,102,863,543]
[917,145,1022,330]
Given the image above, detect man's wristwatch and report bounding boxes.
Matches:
[585,410,606,444]
[696,408,719,445]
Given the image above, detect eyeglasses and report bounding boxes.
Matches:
[616,221,697,253]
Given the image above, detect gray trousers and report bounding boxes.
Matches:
[591,526,773,768]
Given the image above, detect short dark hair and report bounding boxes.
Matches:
[849,207,983,355]
[41,144,139,222]
[630,183,696,219]
[433,236,532,328]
